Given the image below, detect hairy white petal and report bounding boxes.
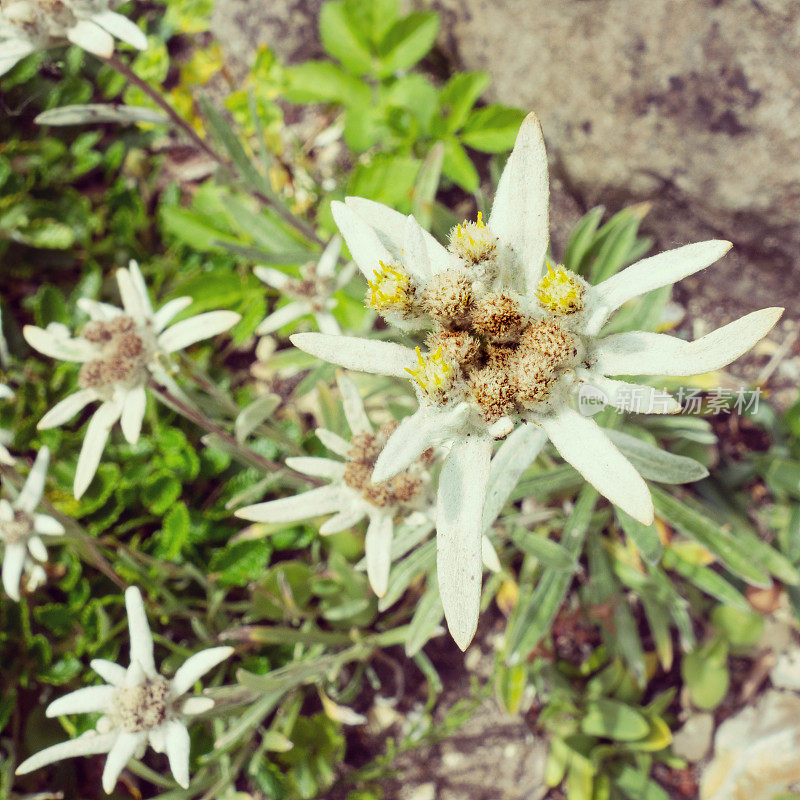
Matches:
[158,311,240,353]
[587,240,732,334]
[256,301,309,335]
[236,485,344,523]
[171,646,233,697]
[317,235,343,278]
[372,404,468,483]
[152,297,192,333]
[90,11,148,50]
[24,325,97,363]
[120,385,146,445]
[77,298,123,321]
[47,686,115,717]
[33,514,64,536]
[17,446,49,513]
[66,20,114,58]
[316,428,351,457]
[38,389,98,430]
[291,333,416,378]
[481,535,501,573]
[74,401,122,499]
[319,505,367,535]
[285,457,345,480]
[27,536,47,562]
[91,659,127,686]
[344,196,453,274]
[102,731,144,793]
[315,311,341,335]
[331,201,394,280]
[436,437,492,651]
[125,587,157,678]
[582,374,681,414]
[2,543,25,601]
[125,260,154,318]
[254,266,291,290]
[164,720,191,789]
[488,113,549,292]
[595,307,783,377]
[539,409,654,524]
[336,371,371,434]
[365,514,393,598]
[16,732,118,776]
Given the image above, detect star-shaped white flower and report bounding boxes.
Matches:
[236,372,438,597]
[24,260,240,499]
[255,236,355,337]
[0,446,63,600]
[290,112,782,649]
[16,586,233,793]
[0,0,147,77]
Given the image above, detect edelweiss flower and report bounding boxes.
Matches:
[16,586,233,793]
[0,383,14,465]
[236,372,437,597]
[255,236,355,337]
[24,260,240,499]
[0,0,147,77]
[291,112,782,649]
[1,446,63,600]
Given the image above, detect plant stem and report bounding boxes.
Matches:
[104,54,323,247]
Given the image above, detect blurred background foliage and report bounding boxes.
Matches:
[1,1,797,799]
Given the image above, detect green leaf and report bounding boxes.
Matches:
[437,71,490,135]
[461,106,526,153]
[210,540,273,587]
[344,0,399,44]
[348,154,421,211]
[377,12,439,76]
[141,471,182,515]
[506,486,597,659]
[511,528,577,571]
[682,637,729,710]
[411,142,445,230]
[283,61,370,106]
[581,698,650,742]
[616,509,663,565]
[653,487,772,587]
[405,578,444,656]
[711,605,764,648]
[442,137,479,193]
[319,1,374,75]
[154,502,191,560]
[607,429,708,484]
[36,103,168,126]
[563,206,605,275]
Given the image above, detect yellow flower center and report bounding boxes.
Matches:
[535,264,585,315]
[405,347,452,399]
[366,261,413,312]
[450,212,498,264]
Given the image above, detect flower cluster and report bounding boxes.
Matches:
[292,113,782,648]
[16,587,233,792]
[0,0,148,76]
[24,260,240,498]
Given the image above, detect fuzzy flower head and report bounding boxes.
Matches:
[24,260,240,499]
[236,372,436,598]
[0,446,63,600]
[291,111,783,650]
[16,586,233,793]
[0,0,147,77]
[255,236,354,337]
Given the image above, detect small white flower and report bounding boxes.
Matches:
[0,382,15,465]
[24,260,240,499]
[16,586,233,793]
[236,372,437,598]
[0,446,63,600]
[255,236,355,337]
[0,0,148,77]
[291,112,782,649]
